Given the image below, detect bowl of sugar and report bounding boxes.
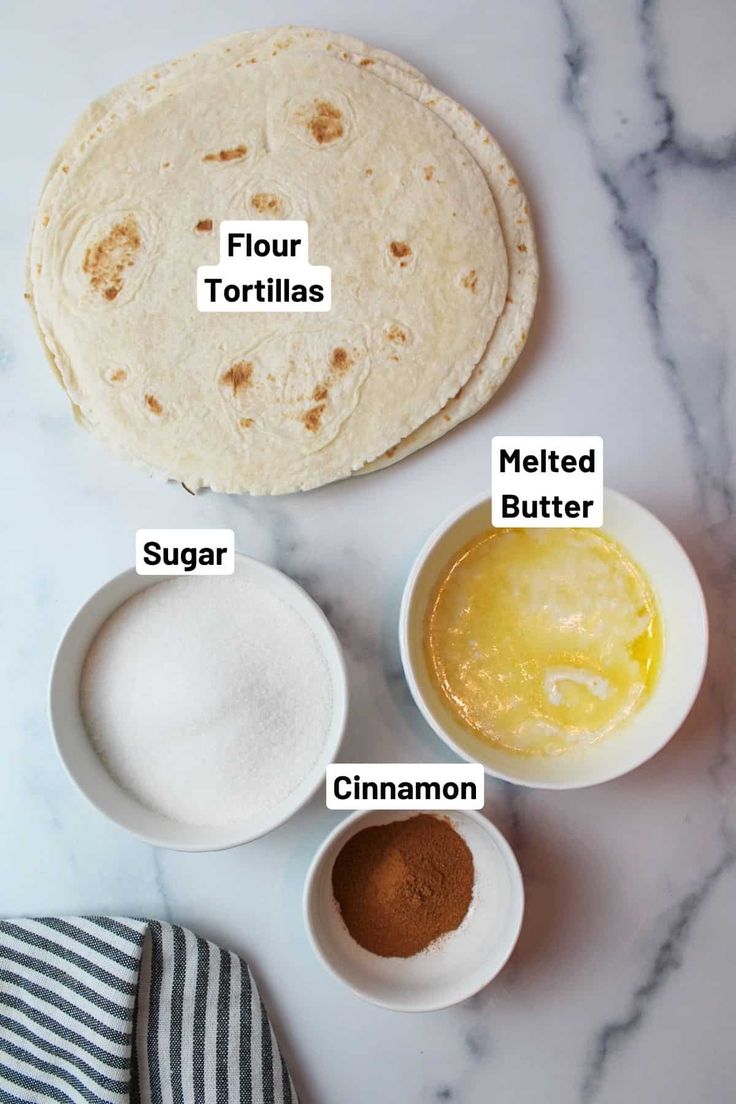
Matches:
[49,554,348,850]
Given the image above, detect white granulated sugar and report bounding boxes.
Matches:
[80,575,332,827]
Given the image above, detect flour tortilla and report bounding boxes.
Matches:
[28,28,535,493]
[354,58,537,474]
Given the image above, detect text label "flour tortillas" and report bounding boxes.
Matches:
[197,220,331,312]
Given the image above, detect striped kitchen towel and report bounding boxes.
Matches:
[0,917,297,1104]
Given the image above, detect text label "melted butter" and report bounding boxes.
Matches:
[491,435,604,526]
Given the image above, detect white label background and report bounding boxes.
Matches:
[197,219,331,313]
[491,434,604,527]
[326,764,485,810]
[136,529,235,575]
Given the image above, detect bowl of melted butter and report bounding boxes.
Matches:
[400,490,707,788]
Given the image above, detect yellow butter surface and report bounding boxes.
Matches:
[425,528,662,756]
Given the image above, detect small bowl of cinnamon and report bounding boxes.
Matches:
[303,810,524,1011]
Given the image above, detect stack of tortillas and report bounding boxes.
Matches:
[27,27,538,494]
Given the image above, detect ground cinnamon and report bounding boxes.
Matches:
[331,814,474,958]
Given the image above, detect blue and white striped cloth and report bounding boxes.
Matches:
[0,917,297,1104]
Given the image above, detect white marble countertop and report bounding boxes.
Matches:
[2,1,735,1100]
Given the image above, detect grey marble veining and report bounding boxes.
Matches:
[561,0,736,529]
[557,4,735,1101]
[1,1,734,1101]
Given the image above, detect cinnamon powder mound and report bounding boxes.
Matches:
[331,814,474,958]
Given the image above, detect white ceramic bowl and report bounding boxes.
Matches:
[304,809,524,1012]
[49,554,348,851]
[400,489,708,789]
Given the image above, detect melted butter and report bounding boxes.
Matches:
[424,528,663,756]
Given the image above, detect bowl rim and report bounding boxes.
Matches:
[302,808,525,1012]
[399,488,709,790]
[48,553,348,851]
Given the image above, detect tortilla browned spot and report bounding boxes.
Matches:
[462,270,478,292]
[240,417,254,428]
[251,193,282,216]
[195,219,213,232]
[424,166,435,180]
[330,347,351,374]
[385,324,407,344]
[306,101,344,144]
[109,369,128,383]
[82,216,141,301]
[389,240,412,260]
[303,404,326,431]
[202,145,247,162]
[313,384,329,402]
[221,361,253,396]
[145,393,163,415]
